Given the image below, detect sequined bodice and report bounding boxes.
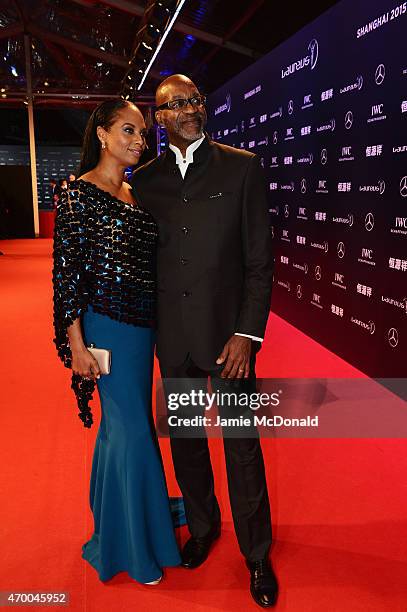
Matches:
[52,179,158,427]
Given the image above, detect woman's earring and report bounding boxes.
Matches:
[101,141,106,150]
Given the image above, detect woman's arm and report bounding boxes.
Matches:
[52,186,100,379]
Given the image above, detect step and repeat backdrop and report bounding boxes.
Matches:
[207,0,407,377]
[0,146,80,209]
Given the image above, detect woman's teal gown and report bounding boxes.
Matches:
[81,306,181,582]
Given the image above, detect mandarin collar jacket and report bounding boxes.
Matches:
[132,135,273,369]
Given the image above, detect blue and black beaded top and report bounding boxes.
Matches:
[52,179,158,427]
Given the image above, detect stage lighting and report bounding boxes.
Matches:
[146,2,171,28]
[139,22,162,45]
[137,0,187,91]
[157,0,180,9]
[136,40,154,61]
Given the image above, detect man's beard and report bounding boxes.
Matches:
[176,113,206,141]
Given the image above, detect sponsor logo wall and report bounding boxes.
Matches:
[207,0,407,376]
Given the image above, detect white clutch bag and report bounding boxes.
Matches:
[87,343,112,375]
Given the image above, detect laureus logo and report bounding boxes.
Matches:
[315,265,322,280]
[296,284,303,299]
[226,93,232,112]
[281,38,319,79]
[321,148,328,165]
[400,176,407,198]
[284,204,290,218]
[308,39,319,70]
[214,93,232,116]
[273,131,278,145]
[301,178,307,194]
[288,99,294,115]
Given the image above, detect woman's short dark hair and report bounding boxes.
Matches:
[78,99,134,177]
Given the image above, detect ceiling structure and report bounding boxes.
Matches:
[0,0,340,109]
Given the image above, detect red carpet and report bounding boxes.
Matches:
[1,238,406,611]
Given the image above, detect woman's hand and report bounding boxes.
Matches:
[71,348,101,380]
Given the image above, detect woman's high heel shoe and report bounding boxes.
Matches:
[143,574,162,586]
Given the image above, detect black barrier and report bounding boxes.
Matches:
[207,0,407,377]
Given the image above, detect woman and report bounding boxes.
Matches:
[52,99,181,585]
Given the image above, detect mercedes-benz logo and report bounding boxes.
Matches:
[330,118,336,131]
[348,213,354,227]
[357,75,364,90]
[271,226,275,238]
[388,327,399,348]
[321,148,328,165]
[309,153,314,165]
[279,106,283,117]
[301,178,307,194]
[400,176,407,198]
[308,39,319,70]
[304,263,309,274]
[315,265,321,280]
[345,110,353,130]
[288,99,294,115]
[273,130,278,145]
[375,63,386,85]
[324,241,329,253]
[296,284,302,299]
[365,212,374,231]
[284,204,290,218]
[379,180,386,195]
[337,241,345,258]
[369,321,376,335]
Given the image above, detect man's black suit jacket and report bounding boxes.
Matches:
[131,135,273,369]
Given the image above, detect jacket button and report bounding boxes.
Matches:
[180,258,188,265]
[182,291,191,297]
[183,195,189,203]
[181,226,189,234]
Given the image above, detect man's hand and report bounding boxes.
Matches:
[216,335,252,379]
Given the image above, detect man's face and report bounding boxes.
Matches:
[156,79,207,144]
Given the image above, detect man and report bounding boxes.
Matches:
[49,178,59,208]
[132,75,277,607]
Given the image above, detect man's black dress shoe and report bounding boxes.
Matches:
[246,558,278,607]
[181,525,221,569]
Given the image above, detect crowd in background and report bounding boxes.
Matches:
[49,174,76,208]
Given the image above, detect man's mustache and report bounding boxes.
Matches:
[178,112,205,125]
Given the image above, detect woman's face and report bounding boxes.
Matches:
[98,104,147,167]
